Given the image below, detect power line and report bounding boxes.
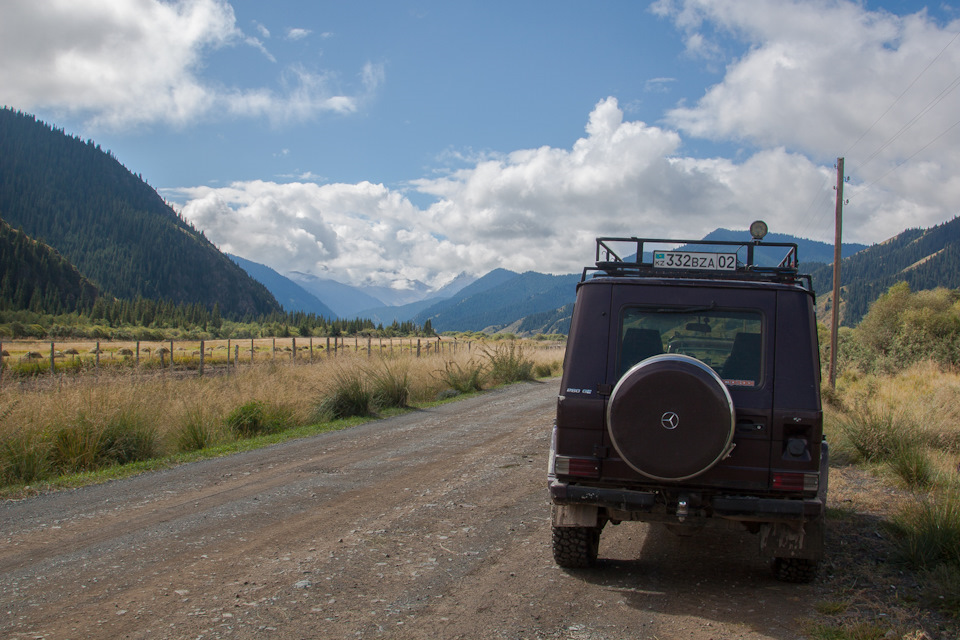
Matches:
[842,29,960,161]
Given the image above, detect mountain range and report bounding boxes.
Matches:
[4,106,960,334]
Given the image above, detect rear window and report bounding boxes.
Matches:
[618,307,763,387]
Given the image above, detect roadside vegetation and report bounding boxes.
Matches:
[813,283,960,640]
[0,341,562,494]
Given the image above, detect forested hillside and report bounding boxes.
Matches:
[811,216,960,325]
[0,218,99,313]
[0,108,280,319]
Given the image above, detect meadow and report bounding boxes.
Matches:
[0,339,563,491]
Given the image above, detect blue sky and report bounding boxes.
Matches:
[3,0,960,292]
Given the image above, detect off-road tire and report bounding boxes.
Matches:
[552,525,600,568]
[772,557,818,583]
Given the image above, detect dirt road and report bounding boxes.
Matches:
[0,381,816,639]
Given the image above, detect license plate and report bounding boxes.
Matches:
[653,251,737,271]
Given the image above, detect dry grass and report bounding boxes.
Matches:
[814,360,960,639]
[0,342,563,488]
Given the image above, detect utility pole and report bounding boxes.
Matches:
[828,157,845,390]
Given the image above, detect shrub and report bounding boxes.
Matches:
[484,342,534,384]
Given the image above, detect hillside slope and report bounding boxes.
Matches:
[0,218,99,313]
[0,108,279,318]
[229,255,335,318]
[811,216,960,325]
[414,270,578,333]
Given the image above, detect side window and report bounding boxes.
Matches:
[619,308,763,387]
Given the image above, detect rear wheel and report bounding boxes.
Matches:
[552,525,601,568]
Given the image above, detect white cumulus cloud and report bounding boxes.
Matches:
[173,98,836,288]
[0,0,380,129]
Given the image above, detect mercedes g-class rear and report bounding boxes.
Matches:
[549,225,827,582]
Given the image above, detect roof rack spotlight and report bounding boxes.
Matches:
[750,220,768,241]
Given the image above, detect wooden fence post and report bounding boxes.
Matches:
[326,337,330,358]
[367,336,372,357]
[292,337,297,362]
[250,338,255,364]
[169,340,174,366]
[417,339,421,358]
[310,337,314,360]
[136,341,140,366]
[199,339,205,376]
[96,341,101,368]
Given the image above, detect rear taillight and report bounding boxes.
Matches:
[772,472,819,492]
[554,456,600,478]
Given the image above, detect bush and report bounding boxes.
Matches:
[484,342,534,384]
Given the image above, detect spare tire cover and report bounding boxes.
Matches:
[607,354,734,481]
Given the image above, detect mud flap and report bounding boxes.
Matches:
[758,517,824,560]
[552,504,599,528]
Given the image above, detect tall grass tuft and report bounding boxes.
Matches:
[888,444,935,490]
[177,408,216,452]
[437,359,486,394]
[832,398,918,464]
[317,368,371,419]
[50,415,104,474]
[101,409,158,465]
[0,432,51,484]
[369,358,410,409]
[891,487,960,570]
[225,400,290,438]
[484,342,534,384]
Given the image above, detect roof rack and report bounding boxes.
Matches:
[582,236,812,290]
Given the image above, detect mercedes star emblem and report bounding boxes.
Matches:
[661,411,680,430]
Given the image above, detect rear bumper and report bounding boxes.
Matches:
[549,477,824,520]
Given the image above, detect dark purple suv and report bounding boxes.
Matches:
[549,224,827,582]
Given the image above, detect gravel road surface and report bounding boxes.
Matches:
[0,381,815,639]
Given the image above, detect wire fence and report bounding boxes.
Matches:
[0,336,565,386]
